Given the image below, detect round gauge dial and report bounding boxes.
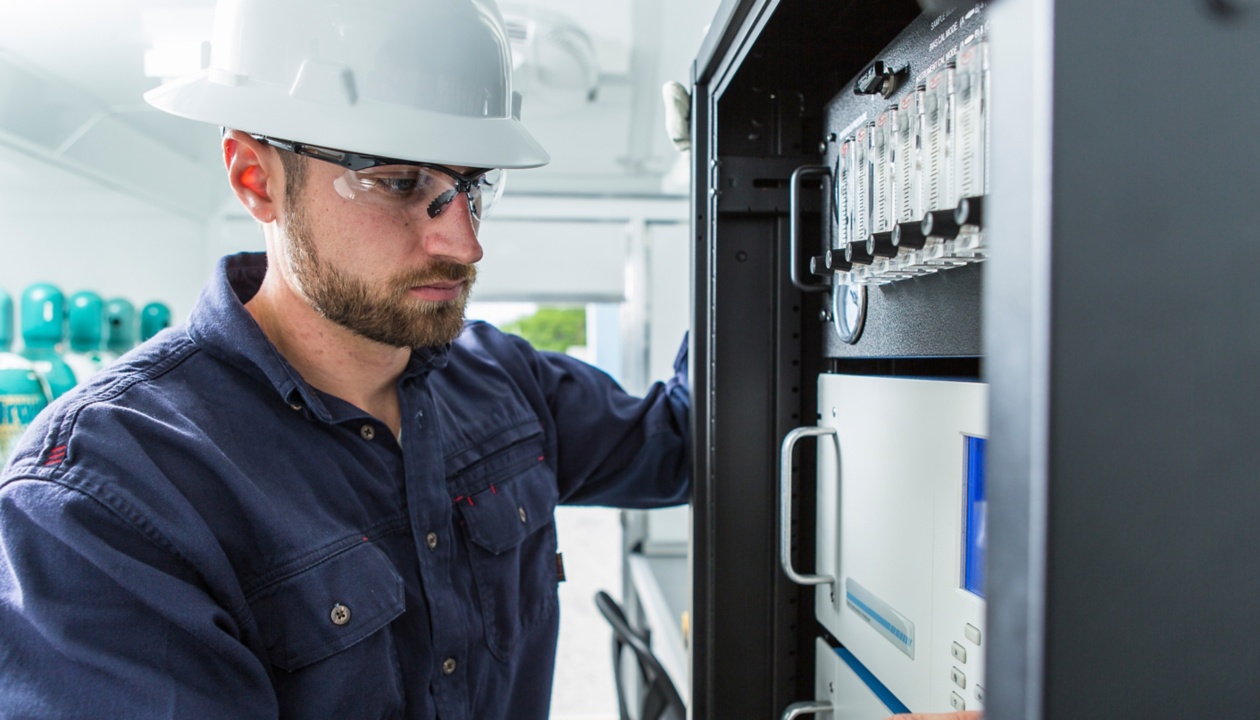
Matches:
[832,280,867,345]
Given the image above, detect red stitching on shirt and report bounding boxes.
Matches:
[44,445,67,466]
[490,484,497,494]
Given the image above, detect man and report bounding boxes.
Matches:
[0,1,689,718]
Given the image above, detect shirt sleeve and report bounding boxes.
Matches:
[0,478,278,719]
[526,331,691,508]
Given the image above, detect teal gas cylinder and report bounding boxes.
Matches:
[20,283,78,400]
[0,290,12,353]
[65,291,107,382]
[1,290,51,465]
[140,301,172,341]
[104,298,137,356]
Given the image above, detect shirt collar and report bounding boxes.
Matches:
[186,252,452,423]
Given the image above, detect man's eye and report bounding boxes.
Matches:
[375,177,419,195]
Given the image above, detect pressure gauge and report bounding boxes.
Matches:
[832,281,867,344]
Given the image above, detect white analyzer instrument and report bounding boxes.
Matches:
[782,375,987,717]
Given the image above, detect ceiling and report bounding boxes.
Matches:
[0,0,718,219]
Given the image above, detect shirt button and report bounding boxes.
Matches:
[518,506,527,523]
[288,402,303,411]
[442,658,457,675]
[360,424,375,441]
[330,603,351,626]
[426,532,438,550]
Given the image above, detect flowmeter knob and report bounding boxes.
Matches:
[893,220,928,250]
[826,249,853,272]
[810,255,833,277]
[870,231,898,258]
[955,196,984,227]
[922,209,961,240]
[845,241,875,266]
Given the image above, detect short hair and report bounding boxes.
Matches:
[277,149,307,201]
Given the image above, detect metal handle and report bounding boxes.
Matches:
[789,165,832,293]
[780,701,833,720]
[779,426,837,587]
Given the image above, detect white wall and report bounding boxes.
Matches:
[0,146,211,331]
[475,220,629,303]
[481,195,689,393]
[646,221,690,382]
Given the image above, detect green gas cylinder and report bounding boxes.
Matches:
[140,301,172,341]
[65,291,107,382]
[20,283,78,400]
[1,290,51,465]
[104,298,138,356]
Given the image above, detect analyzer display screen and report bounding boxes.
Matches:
[963,436,987,598]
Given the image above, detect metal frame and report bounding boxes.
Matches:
[689,3,817,716]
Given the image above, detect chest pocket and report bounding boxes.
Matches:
[248,539,406,718]
[450,420,560,662]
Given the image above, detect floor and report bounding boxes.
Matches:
[549,505,623,720]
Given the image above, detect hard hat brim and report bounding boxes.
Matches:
[144,71,551,170]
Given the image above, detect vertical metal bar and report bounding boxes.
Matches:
[985,1,1053,719]
[688,70,715,720]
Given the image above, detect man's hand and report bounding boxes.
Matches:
[889,713,981,720]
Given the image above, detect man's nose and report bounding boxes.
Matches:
[421,192,484,266]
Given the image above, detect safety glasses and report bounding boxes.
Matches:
[251,135,506,231]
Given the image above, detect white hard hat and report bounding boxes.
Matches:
[144,0,549,169]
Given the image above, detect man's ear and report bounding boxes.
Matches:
[222,130,282,223]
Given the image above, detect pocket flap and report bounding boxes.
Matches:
[459,460,558,555]
[446,419,545,495]
[250,540,405,672]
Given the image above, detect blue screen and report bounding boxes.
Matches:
[964,436,987,598]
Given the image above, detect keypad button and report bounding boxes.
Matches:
[951,641,967,663]
[950,692,966,711]
[951,666,967,689]
[976,685,986,704]
[964,623,982,645]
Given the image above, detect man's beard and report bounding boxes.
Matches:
[283,198,475,349]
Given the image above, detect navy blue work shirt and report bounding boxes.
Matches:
[0,252,690,720]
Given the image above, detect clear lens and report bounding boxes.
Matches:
[332,165,506,228]
[334,165,444,208]
[476,168,506,218]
